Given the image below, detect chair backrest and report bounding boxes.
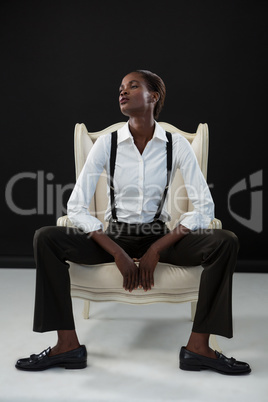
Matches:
[74,122,209,230]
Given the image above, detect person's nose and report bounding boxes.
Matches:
[120,88,129,96]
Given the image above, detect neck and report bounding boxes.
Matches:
[128,116,155,142]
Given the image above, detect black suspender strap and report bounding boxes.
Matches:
[153,131,172,221]
[109,130,173,223]
[110,131,118,222]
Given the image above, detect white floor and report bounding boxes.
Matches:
[0,269,267,402]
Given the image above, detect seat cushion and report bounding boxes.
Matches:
[69,262,203,304]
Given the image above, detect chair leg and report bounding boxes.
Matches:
[83,300,90,319]
[209,334,222,353]
[191,301,197,322]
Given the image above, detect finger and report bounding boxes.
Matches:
[132,267,139,292]
[127,273,133,291]
[138,268,143,288]
[150,271,154,288]
[123,275,127,290]
[124,274,130,291]
[146,270,151,290]
[134,269,139,289]
[142,270,147,291]
[129,273,135,292]
[151,276,154,288]
[143,270,148,291]
[141,269,146,291]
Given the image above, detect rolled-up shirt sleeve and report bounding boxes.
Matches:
[67,135,109,233]
[175,134,215,231]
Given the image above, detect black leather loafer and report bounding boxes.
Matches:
[179,347,251,375]
[15,345,87,371]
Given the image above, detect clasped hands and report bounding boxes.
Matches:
[115,246,160,292]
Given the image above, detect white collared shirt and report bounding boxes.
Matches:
[67,121,214,233]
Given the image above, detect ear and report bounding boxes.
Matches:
[151,91,160,103]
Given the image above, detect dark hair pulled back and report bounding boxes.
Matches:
[134,70,166,120]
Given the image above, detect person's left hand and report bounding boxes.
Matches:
[134,246,160,291]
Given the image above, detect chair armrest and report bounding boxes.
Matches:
[57,216,222,229]
[208,218,222,229]
[57,215,74,227]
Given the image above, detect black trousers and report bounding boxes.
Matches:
[33,223,239,338]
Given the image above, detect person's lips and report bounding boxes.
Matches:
[120,97,129,104]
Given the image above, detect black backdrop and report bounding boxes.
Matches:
[1,0,267,271]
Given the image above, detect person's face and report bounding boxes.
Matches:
[119,72,157,117]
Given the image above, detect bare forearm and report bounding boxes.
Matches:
[150,224,191,254]
[89,229,123,258]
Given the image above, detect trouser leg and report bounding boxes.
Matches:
[159,229,239,338]
[33,226,114,333]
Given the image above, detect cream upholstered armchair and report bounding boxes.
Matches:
[57,122,222,350]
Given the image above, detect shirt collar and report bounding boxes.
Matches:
[117,121,168,144]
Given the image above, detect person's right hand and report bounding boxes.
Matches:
[114,250,139,292]
[89,229,139,292]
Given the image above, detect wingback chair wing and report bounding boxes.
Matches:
[57,122,222,351]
